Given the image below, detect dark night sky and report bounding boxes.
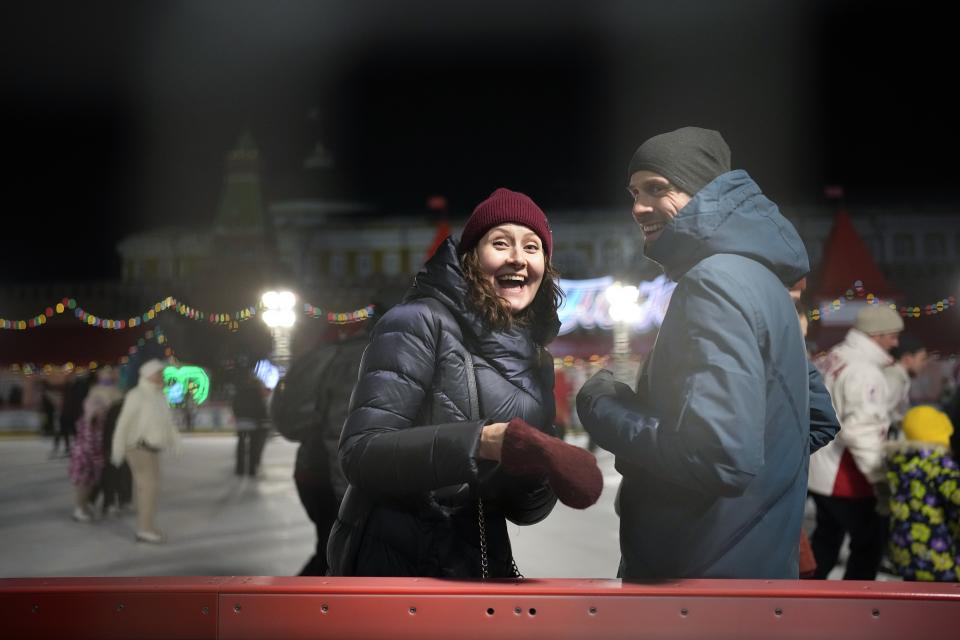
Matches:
[2,0,956,283]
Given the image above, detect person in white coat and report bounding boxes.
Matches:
[808,304,904,579]
[110,359,181,543]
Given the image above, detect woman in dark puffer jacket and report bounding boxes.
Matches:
[328,188,602,578]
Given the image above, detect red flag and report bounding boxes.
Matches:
[425,219,451,260]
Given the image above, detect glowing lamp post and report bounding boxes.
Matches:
[261,290,297,370]
[605,282,641,384]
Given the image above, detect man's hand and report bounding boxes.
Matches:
[576,369,639,421]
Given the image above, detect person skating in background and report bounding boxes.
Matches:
[883,333,928,440]
[57,373,91,458]
[44,380,66,457]
[111,359,182,543]
[68,392,112,522]
[83,367,130,516]
[99,399,133,516]
[792,296,842,578]
[809,304,903,579]
[885,405,959,581]
[232,368,270,477]
[271,320,370,576]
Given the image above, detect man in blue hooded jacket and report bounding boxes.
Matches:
[577,127,839,578]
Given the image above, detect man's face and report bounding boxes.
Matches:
[627,170,692,247]
[903,349,929,376]
[872,332,900,351]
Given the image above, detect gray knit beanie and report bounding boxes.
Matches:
[627,126,731,195]
[853,305,904,336]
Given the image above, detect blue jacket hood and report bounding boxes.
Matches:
[645,170,809,285]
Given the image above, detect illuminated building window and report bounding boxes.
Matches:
[383,251,401,276]
[356,252,373,278]
[924,233,946,259]
[893,233,915,261]
[329,252,345,277]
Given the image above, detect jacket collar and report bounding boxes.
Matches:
[843,329,894,368]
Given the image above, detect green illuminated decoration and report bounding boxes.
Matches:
[163,365,210,406]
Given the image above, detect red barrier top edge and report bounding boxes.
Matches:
[2,577,959,601]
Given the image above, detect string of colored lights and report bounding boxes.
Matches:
[1,296,375,330]
[808,280,956,322]
[303,303,375,324]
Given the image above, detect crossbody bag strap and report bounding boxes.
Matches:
[465,349,524,580]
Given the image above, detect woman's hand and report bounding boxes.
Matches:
[478,422,508,461]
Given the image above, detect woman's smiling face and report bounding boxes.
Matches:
[475,223,545,315]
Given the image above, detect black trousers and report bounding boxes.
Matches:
[235,429,269,476]
[295,475,340,576]
[810,493,887,580]
[99,461,133,510]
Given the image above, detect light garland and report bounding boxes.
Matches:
[303,303,375,325]
[808,280,957,322]
[1,297,375,330]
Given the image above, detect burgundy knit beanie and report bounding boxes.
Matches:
[457,188,553,256]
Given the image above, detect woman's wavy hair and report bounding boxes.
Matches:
[461,248,563,344]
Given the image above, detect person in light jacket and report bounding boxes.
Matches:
[808,304,903,579]
[111,359,181,543]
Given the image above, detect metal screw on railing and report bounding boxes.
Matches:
[680,608,689,617]
[321,604,329,614]
[201,607,209,616]
[872,608,880,618]
[408,607,417,615]
[774,608,783,617]
[116,604,125,612]
[514,607,522,615]
[233,604,241,613]
[31,605,39,614]
[589,606,598,615]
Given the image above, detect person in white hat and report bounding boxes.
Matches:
[808,304,904,579]
[110,359,181,543]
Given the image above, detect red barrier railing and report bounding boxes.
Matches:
[3,577,959,639]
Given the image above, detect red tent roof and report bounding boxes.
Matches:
[813,209,898,300]
[0,322,152,366]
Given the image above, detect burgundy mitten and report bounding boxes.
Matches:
[501,418,603,509]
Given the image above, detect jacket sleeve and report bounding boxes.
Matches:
[110,391,138,466]
[499,350,558,525]
[808,360,840,454]
[339,303,485,496]
[580,272,765,497]
[834,365,890,483]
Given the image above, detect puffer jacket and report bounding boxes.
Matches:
[111,374,181,466]
[580,170,834,578]
[327,237,559,577]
